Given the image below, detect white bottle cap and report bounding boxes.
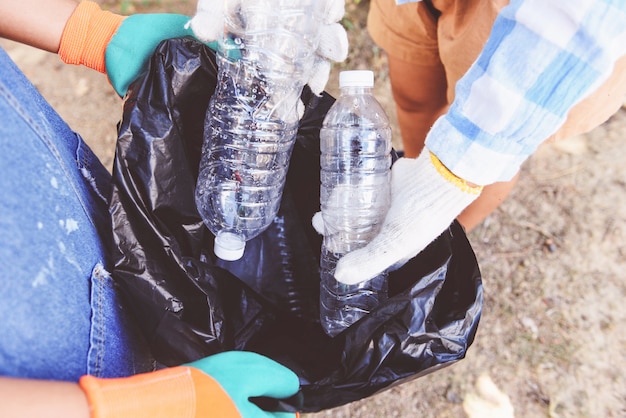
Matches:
[339,70,374,88]
[214,231,246,261]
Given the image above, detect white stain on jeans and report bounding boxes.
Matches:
[59,218,79,234]
[80,167,107,202]
[50,176,58,189]
[32,255,54,287]
[58,241,82,273]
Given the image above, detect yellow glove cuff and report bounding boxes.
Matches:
[429,152,483,195]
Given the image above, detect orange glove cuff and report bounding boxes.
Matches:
[79,366,241,418]
[58,1,124,73]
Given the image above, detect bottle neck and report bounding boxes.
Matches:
[340,86,373,95]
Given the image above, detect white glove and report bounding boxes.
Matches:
[307,0,349,94]
[188,0,349,95]
[187,0,225,42]
[324,148,483,285]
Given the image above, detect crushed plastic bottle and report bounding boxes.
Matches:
[195,0,323,261]
[319,70,392,337]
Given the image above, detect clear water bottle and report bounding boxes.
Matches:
[319,70,392,337]
[195,0,323,261]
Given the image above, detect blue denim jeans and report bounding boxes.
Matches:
[0,47,152,381]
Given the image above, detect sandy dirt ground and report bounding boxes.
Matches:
[2,1,625,416]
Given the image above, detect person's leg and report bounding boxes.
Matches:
[369,0,449,158]
[0,46,152,381]
[457,173,519,230]
[387,56,448,158]
[368,0,447,159]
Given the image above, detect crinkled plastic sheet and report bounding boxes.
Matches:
[109,38,483,412]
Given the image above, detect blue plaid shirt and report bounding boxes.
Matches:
[397,0,626,185]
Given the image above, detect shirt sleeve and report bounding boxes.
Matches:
[425,0,626,185]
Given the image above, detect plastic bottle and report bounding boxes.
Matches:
[195,0,323,261]
[319,70,392,337]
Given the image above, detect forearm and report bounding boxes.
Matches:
[0,0,77,52]
[0,376,89,418]
[426,0,626,185]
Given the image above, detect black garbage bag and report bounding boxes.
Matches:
[109,38,483,412]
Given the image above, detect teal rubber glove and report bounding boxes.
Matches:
[106,14,217,97]
[79,350,300,417]
[187,351,300,418]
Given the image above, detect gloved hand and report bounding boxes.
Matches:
[79,351,300,418]
[188,0,349,95]
[58,1,217,97]
[315,148,483,285]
